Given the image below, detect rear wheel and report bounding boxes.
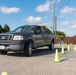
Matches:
[24,42,33,57]
[0,51,7,55]
[49,41,54,50]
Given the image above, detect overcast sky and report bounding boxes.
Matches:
[0,0,75,36]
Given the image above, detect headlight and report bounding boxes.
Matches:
[13,35,24,40]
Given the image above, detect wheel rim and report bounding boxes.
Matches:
[29,43,32,56]
[52,42,54,49]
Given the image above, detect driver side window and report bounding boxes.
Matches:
[36,26,42,34]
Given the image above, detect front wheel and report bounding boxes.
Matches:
[49,41,54,50]
[24,42,33,57]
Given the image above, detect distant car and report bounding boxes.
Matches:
[0,25,56,56]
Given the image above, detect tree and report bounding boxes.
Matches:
[74,35,76,37]
[56,31,65,36]
[0,25,3,33]
[3,24,10,32]
[42,25,52,34]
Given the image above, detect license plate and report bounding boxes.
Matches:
[0,46,5,49]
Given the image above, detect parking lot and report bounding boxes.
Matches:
[0,44,76,75]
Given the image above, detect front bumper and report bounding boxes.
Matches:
[5,44,24,51]
[0,40,25,51]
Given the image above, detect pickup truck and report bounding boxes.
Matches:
[0,25,56,56]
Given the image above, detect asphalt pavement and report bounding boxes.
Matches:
[0,44,76,75]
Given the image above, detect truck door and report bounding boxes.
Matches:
[42,33,52,45]
[33,26,45,47]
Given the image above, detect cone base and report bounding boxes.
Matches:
[61,52,65,54]
[74,47,76,51]
[2,72,8,75]
[74,49,76,51]
[54,60,61,63]
[68,49,70,51]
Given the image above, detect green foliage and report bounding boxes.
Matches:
[56,31,65,36]
[74,35,76,37]
[56,35,60,40]
[42,25,52,34]
[42,25,65,36]
[0,25,3,33]
[55,31,65,42]
[3,24,10,32]
[0,24,10,33]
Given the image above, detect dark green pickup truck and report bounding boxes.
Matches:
[0,25,56,56]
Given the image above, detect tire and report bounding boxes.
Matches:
[49,41,54,50]
[0,51,7,55]
[24,42,33,57]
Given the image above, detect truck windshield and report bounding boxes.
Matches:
[12,26,35,33]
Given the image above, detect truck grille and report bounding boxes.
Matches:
[0,35,13,41]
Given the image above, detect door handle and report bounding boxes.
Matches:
[42,35,44,37]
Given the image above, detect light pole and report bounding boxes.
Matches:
[65,27,66,36]
[52,0,56,35]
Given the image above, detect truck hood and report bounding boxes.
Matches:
[0,32,30,35]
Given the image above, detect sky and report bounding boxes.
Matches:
[0,0,76,36]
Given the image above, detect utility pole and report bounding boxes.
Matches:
[65,27,66,36]
[55,16,57,34]
[52,0,56,34]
